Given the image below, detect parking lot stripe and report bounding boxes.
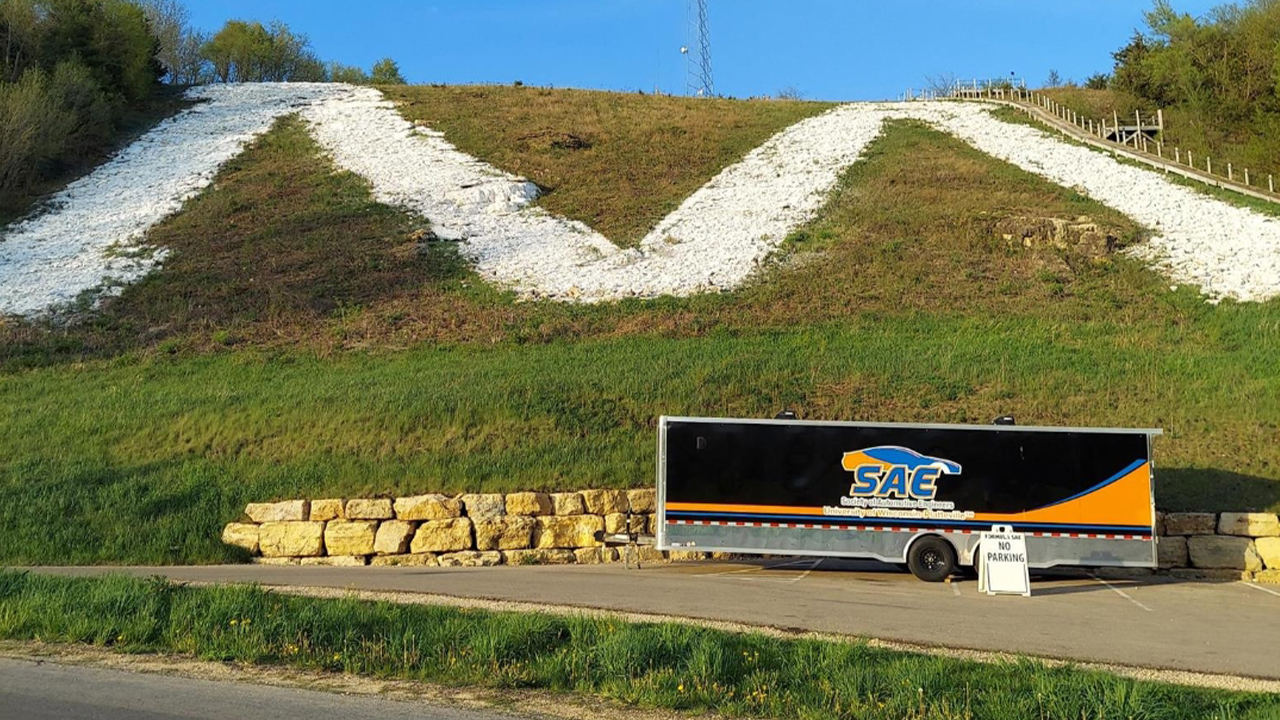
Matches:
[1091,575,1153,612]
[1239,581,1280,598]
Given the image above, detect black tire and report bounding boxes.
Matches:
[907,536,957,582]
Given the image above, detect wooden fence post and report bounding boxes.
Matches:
[1228,163,1233,181]
[1207,156,1212,175]
[1245,168,1250,185]
[1113,111,1120,142]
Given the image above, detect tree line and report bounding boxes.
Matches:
[1,0,405,213]
[1111,0,1280,123]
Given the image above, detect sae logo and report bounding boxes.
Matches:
[841,446,962,500]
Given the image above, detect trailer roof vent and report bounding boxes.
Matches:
[775,410,799,420]
[992,415,1016,425]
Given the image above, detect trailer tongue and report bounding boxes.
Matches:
[655,416,1161,581]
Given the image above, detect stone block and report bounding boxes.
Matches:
[300,555,367,567]
[533,515,604,549]
[221,523,260,554]
[437,551,503,567]
[345,498,394,520]
[410,518,474,553]
[630,546,668,565]
[245,500,309,523]
[309,499,344,522]
[574,547,619,564]
[1169,568,1252,582]
[1218,512,1280,538]
[504,549,576,565]
[1154,511,1165,537]
[627,489,657,513]
[505,492,553,516]
[1255,569,1280,585]
[374,520,416,555]
[647,514,658,535]
[1164,513,1216,536]
[1188,535,1263,571]
[551,492,585,515]
[629,514,649,534]
[258,522,325,557]
[1157,536,1188,569]
[581,489,628,515]
[1255,537,1280,569]
[370,553,438,567]
[460,493,506,518]
[252,557,300,566]
[324,520,377,556]
[394,494,462,521]
[604,513,628,535]
[474,516,535,551]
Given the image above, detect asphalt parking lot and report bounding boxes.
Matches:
[31,559,1280,681]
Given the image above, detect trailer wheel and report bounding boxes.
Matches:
[907,536,957,582]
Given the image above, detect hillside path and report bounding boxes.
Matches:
[27,560,1280,685]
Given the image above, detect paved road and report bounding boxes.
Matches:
[0,656,531,720]
[30,560,1280,680]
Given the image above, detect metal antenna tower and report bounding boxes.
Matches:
[685,0,714,97]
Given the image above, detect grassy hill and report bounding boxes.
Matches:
[2,87,1279,564]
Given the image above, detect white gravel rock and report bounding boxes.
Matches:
[5,88,1280,316]
[903,102,1280,304]
[0,83,348,317]
[302,88,887,300]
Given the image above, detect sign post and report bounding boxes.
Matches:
[977,525,1031,597]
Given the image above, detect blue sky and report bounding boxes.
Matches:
[188,0,1221,101]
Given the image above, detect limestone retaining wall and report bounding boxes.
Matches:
[222,497,1280,581]
[222,490,705,567]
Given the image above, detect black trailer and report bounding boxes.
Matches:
[656,416,1161,581]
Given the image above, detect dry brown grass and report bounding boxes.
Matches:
[384,85,832,246]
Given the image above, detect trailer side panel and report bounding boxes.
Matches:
[658,418,1157,569]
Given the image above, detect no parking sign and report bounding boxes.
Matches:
[978,525,1031,597]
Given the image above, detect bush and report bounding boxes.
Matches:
[0,68,70,203]
[1084,73,1111,90]
[370,57,405,85]
[328,62,369,85]
[49,59,111,158]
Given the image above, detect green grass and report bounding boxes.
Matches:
[1,572,1275,720]
[3,92,1280,565]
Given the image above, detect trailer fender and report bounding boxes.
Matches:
[903,531,958,563]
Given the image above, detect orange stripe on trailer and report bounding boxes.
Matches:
[969,461,1153,528]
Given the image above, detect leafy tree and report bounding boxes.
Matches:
[1085,73,1111,90]
[1046,69,1062,87]
[370,57,405,84]
[1,0,42,83]
[139,0,186,82]
[201,19,324,83]
[328,61,368,85]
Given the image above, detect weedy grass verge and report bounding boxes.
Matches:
[0,572,1276,720]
